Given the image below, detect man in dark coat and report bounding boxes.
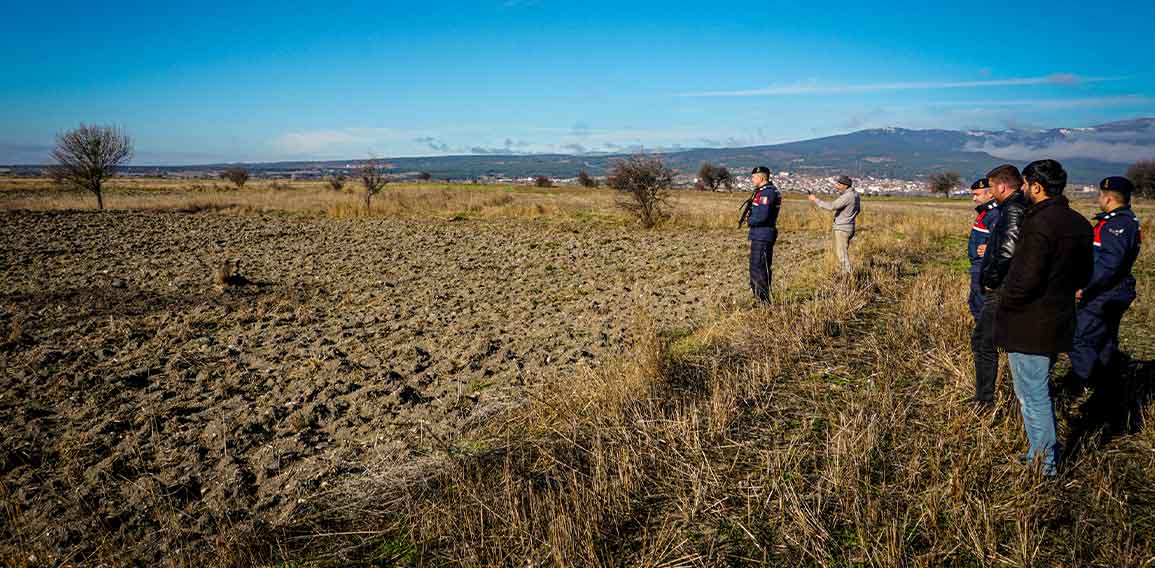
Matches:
[971,164,1028,407]
[996,159,1094,476]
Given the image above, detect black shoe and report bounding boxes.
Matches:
[970,398,995,413]
[1054,371,1088,398]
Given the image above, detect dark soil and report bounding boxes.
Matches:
[0,210,769,565]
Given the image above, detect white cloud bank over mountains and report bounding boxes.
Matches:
[963,119,1155,164]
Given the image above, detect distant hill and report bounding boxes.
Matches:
[661,118,1155,184]
[8,118,1152,184]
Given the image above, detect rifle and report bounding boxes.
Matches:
[738,193,754,227]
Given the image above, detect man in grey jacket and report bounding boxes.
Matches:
[809,175,860,273]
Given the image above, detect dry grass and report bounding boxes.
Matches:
[2,180,1152,566]
[0,176,873,229]
[266,203,1155,566]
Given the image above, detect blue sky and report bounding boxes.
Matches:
[2,0,1154,164]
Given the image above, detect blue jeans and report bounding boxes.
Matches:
[1008,352,1059,476]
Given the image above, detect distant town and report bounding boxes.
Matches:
[0,163,1101,197]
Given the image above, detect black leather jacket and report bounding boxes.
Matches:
[979,190,1029,291]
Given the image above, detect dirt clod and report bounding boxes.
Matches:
[0,209,748,564]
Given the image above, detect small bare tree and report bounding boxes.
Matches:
[534,175,553,188]
[222,167,249,189]
[927,171,961,198]
[696,163,734,191]
[1126,159,1155,199]
[577,170,598,188]
[327,174,346,191]
[607,154,675,228]
[50,124,133,210]
[359,159,389,211]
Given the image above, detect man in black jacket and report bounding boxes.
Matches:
[971,164,1028,407]
[996,159,1093,476]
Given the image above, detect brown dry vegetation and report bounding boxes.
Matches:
[2,178,1154,567]
[0,177,798,229]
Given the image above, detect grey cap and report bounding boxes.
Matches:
[835,175,853,187]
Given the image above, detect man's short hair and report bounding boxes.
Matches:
[986,164,1022,188]
[1022,159,1067,197]
[1101,176,1134,203]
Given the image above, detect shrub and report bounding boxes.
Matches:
[222,167,249,189]
[50,124,133,210]
[607,154,675,228]
[359,159,389,211]
[1126,159,1155,198]
[926,171,961,197]
[577,171,598,188]
[696,162,734,191]
[534,176,553,188]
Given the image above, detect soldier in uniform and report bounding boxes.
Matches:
[968,178,1001,319]
[1071,176,1143,384]
[740,166,782,303]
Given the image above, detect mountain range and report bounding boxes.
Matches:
[658,118,1155,184]
[10,118,1154,184]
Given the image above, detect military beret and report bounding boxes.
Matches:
[751,166,771,175]
[971,178,991,190]
[1100,176,1134,194]
[835,175,853,187]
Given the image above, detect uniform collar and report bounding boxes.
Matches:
[1094,204,1133,221]
[975,198,998,213]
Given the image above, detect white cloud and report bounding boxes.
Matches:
[677,74,1121,97]
[926,95,1153,110]
[968,139,1155,164]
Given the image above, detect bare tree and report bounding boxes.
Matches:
[927,171,962,198]
[50,124,133,210]
[222,167,249,189]
[607,154,675,228]
[327,174,346,191]
[1126,159,1155,199]
[534,175,553,188]
[577,170,598,188]
[417,171,433,181]
[359,159,389,211]
[696,163,734,191]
